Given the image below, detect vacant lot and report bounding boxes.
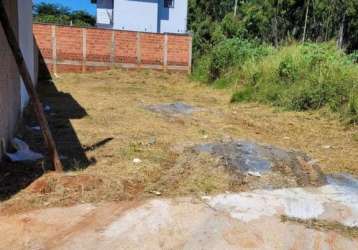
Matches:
[1,69,357,213]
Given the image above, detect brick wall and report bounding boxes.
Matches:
[0,0,20,154]
[33,24,192,74]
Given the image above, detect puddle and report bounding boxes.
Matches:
[145,102,197,116]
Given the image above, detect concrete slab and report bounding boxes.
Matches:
[0,185,357,250]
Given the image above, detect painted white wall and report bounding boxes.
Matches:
[96,0,114,28]
[113,0,159,32]
[18,0,35,110]
[96,0,188,33]
[159,0,187,33]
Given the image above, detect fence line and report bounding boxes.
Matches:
[33,23,192,74]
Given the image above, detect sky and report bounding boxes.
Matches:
[33,0,96,15]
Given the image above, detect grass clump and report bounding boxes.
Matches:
[193,38,272,82]
[202,42,358,124]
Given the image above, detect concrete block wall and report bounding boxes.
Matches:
[0,0,20,155]
[33,24,192,74]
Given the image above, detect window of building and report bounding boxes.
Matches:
[164,0,174,8]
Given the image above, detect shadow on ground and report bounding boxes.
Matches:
[0,55,112,201]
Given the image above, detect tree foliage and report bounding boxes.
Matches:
[189,0,358,57]
[33,3,96,27]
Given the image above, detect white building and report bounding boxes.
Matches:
[0,0,36,156]
[92,0,188,34]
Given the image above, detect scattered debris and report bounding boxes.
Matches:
[149,190,162,196]
[147,137,157,146]
[133,158,142,164]
[43,105,51,112]
[307,159,319,165]
[27,125,41,132]
[6,138,43,162]
[247,171,262,177]
[60,155,69,160]
[145,102,198,116]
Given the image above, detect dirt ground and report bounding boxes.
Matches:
[0,69,357,214]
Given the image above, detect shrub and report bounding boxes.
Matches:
[209,38,271,80]
[231,86,255,103]
[348,51,358,63]
[227,42,358,123]
[191,55,212,83]
[346,93,358,124]
[278,56,298,83]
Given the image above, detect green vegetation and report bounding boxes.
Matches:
[189,0,358,54]
[33,3,95,27]
[190,0,358,124]
[194,42,358,124]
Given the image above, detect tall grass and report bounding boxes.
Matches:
[193,41,358,124]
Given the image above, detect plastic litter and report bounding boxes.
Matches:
[248,171,262,177]
[6,138,44,162]
[43,105,51,112]
[149,190,162,196]
[133,158,142,164]
[27,125,41,131]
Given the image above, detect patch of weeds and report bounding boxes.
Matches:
[231,86,254,103]
[278,55,298,83]
[198,129,207,135]
[118,142,144,160]
[281,215,358,239]
[200,42,358,124]
[345,93,358,125]
[352,133,358,142]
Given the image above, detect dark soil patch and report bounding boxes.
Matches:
[145,102,198,116]
[193,140,326,188]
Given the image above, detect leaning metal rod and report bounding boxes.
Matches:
[0,1,63,172]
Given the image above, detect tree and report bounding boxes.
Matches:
[302,0,310,42]
[188,0,358,59]
[33,3,95,27]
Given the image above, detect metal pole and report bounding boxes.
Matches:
[0,1,63,172]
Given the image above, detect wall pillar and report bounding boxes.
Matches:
[163,34,168,71]
[136,32,141,66]
[51,25,57,74]
[82,28,87,73]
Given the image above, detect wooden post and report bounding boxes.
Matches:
[0,2,63,172]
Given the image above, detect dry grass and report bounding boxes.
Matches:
[281,215,358,239]
[1,69,357,214]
